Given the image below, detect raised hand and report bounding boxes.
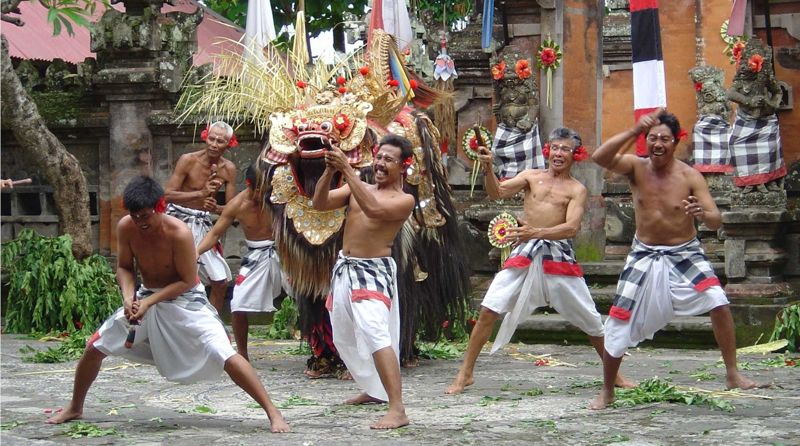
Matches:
[633,108,665,135]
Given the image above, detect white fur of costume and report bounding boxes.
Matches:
[603,241,729,358]
[483,249,603,353]
[231,239,286,313]
[90,284,236,384]
[328,253,400,402]
[166,203,232,283]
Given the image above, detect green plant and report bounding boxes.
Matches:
[770,303,800,352]
[61,421,117,439]
[611,378,734,412]
[416,340,465,360]
[266,297,299,340]
[2,230,120,334]
[20,329,92,363]
[277,342,312,356]
[277,395,317,409]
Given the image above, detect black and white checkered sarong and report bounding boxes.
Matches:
[729,110,786,186]
[609,237,720,321]
[491,123,544,180]
[691,115,732,173]
[330,252,397,307]
[503,238,581,275]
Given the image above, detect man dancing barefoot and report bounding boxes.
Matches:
[47,176,289,433]
[446,128,633,395]
[165,121,237,313]
[590,110,761,410]
[312,135,415,429]
[197,164,288,361]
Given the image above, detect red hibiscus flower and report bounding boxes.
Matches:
[491,60,506,80]
[694,82,703,92]
[515,59,532,79]
[748,54,763,73]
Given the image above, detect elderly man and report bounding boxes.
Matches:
[165,121,238,312]
[446,128,632,395]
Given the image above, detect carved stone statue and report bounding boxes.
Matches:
[688,66,732,176]
[727,38,782,119]
[491,48,538,132]
[690,66,730,119]
[726,38,786,196]
[488,47,543,179]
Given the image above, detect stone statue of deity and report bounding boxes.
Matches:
[491,48,538,132]
[726,37,786,195]
[690,66,730,119]
[488,47,544,179]
[688,66,732,176]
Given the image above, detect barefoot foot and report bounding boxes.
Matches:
[444,374,474,395]
[588,391,615,410]
[726,373,770,390]
[345,392,385,405]
[614,374,637,389]
[370,410,410,429]
[46,408,81,424]
[268,413,291,433]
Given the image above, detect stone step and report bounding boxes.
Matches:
[580,261,727,285]
[509,314,716,349]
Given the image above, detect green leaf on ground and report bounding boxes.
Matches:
[61,421,118,438]
[278,395,317,409]
[193,405,216,414]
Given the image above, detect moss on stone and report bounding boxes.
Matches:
[574,241,603,263]
[30,91,85,124]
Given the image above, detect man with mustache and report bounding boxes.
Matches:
[47,176,289,433]
[446,128,633,395]
[165,121,237,313]
[312,134,415,429]
[590,110,761,410]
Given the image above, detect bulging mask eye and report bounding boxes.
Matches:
[320,121,332,132]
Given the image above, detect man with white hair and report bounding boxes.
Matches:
[165,121,238,313]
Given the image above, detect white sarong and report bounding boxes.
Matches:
[604,240,729,358]
[328,252,400,401]
[167,203,231,283]
[90,284,236,384]
[231,239,284,313]
[482,244,603,353]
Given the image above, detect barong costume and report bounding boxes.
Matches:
[232,239,285,313]
[327,252,400,401]
[89,284,236,384]
[167,203,232,283]
[482,239,604,353]
[604,237,728,358]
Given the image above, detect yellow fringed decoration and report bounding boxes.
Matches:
[292,5,310,70]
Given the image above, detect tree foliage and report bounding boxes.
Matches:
[205,0,369,39]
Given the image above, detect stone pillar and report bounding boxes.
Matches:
[721,209,793,299]
[90,0,202,252]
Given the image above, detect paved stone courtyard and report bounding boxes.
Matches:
[1,333,798,445]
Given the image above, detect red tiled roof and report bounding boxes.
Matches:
[3,0,244,66]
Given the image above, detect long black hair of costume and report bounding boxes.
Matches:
[393,112,471,361]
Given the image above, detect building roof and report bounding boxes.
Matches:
[3,0,244,66]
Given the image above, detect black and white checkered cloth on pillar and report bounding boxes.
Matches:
[691,115,732,173]
[729,110,786,186]
[491,123,544,180]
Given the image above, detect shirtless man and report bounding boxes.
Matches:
[165,121,238,312]
[197,163,286,361]
[446,128,632,395]
[590,110,760,410]
[46,176,289,433]
[312,134,415,429]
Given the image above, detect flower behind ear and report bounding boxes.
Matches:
[542,143,550,158]
[154,196,167,213]
[200,125,210,141]
[573,146,589,162]
[228,134,239,148]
